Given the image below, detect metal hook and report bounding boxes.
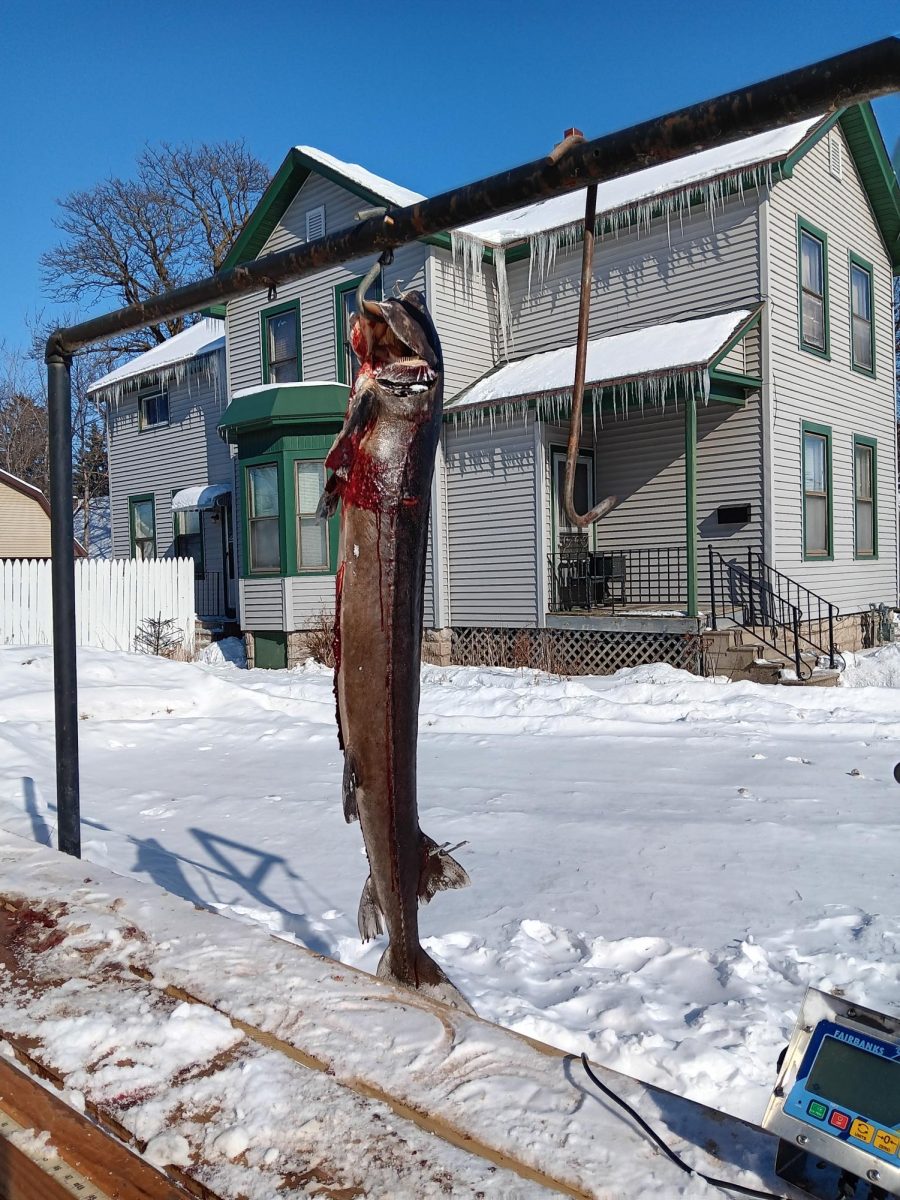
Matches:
[355,249,394,318]
[564,184,617,527]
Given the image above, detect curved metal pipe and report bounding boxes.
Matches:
[563,183,617,527]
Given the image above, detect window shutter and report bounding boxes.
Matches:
[828,133,843,181]
[306,205,325,241]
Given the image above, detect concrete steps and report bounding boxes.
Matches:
[701,626,840,687]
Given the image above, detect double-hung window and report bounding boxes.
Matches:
[247,464,281,573]
[138,386,169,430]
[849,255,874,374]
[262,304,300,383]
[295,461,329,571]
[129,495,157,560]
[802,424,832,559]
[798,219,828,356]
[853,436,877,558]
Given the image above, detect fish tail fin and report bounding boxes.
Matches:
[418,833,470,905]
[377,944,474,1014]
[357,875,384,941]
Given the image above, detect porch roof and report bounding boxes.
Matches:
[447,308,758,417]
[172,483,231,512]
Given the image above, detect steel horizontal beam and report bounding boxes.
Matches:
[48,36,899,359]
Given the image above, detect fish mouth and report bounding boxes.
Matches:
[374,356,437,394]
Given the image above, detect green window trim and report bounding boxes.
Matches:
[128,493,157,560]
[801,421,833,562]
[849,252,876,377]
[239,443,340,579]
[852,434,878,560]
[796,216,830,360]
[243,460,283,575]
[294,459,331,573]
[334,274,381,385]
[260,299,302,385]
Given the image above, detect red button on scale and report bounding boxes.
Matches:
[829,1111,850,1131]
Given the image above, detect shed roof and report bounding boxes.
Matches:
[88,319,225,396]
[447,308,758,416]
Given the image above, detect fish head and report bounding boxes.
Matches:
[350,290,443,416]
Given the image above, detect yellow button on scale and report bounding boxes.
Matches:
[850,1119,875,1144]
[873,1129,900,1155]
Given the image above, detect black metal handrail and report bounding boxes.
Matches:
[707,547,840,678]
[549,545,686,613]
[194,569,229,620]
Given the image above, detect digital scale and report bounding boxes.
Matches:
[764,987,900,1199]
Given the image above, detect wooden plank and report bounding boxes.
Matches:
[0,1136,74,1200]
[0,1055,188,1200]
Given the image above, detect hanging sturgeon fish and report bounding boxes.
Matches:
[319,257,472,1011]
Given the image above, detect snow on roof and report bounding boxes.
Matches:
[88,319,225,395]
[448,309,753,415]
[455,116,825,246]
[295,145,425,210]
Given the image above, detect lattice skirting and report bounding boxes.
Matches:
[449,627,703,676]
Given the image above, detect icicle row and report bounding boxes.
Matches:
[95,348,225,409]
[447,367,709,430]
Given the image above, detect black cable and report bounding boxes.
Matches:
[579,1053,788,1200]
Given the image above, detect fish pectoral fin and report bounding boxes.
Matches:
[358,875,384,941]
[342,752,359,823]
[418,833,470,905]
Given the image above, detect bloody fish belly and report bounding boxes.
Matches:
[320,288,471,1012]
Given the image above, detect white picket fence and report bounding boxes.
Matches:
[0,558,196,653]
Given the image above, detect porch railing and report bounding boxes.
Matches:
[548,544,686,613]
[707,547,840,678]
[194,569,229,620]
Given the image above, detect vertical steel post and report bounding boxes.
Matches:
[47,346,81,858]
[684,395,698,618]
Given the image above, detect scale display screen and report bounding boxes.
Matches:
[807,1036,900,1128]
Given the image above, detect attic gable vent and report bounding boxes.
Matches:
[306,205,325,242]
[828,132,843,181]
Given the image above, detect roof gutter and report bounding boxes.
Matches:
[43,37,900,856]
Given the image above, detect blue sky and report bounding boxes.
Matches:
[2,0,897,359]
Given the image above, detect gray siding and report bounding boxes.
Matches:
[506,197,761,357]
[239,578,285,630]
[288,577,336,626]
[226,173,428,394]
[541,396,764,608]
[767,126,897,612]
[445,415,538,626]
[428,248,498,399]
[107,353,232,570]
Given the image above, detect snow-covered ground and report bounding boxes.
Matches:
[1,642,898,1132]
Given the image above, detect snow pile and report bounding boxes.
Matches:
[840,641,900,688]
[199,637,247,668]
[0,645,898,1131]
